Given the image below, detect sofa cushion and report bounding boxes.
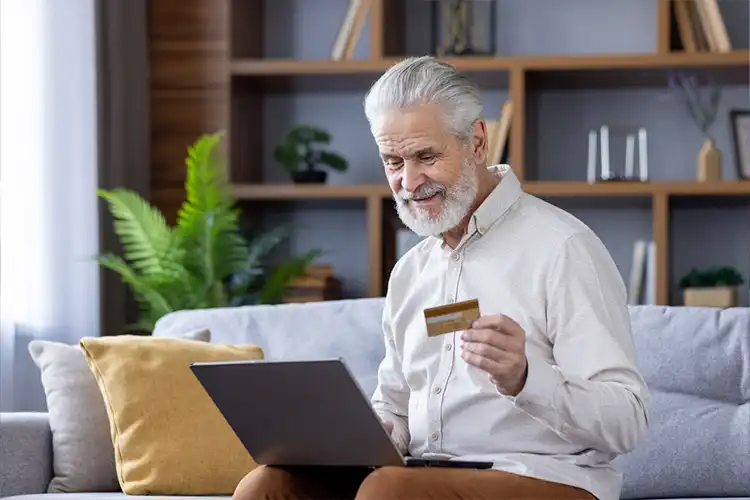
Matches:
[79,335,262,495]
[0,412,53,498]
[152,298,387,397]
[614,306,750,499]
[26,329,209,493]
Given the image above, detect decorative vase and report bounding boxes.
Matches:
[697,138,722,182]
[291,170,327,184]
[431,0,496,56]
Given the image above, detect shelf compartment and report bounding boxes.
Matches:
[669,199,750,306]
[524,51,750,89]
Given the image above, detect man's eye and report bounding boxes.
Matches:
[419,154,436,162]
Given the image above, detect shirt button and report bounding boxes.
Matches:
[452,253,460,262]
[431,432,440,441]
[447,296,454,303]
[445,344,452,351]
[433,386,442,394]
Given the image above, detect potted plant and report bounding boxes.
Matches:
[679,266,744,308]
[273,124,348,183]
[97,131,320,333]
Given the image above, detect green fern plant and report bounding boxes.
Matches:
[98,131,319,332]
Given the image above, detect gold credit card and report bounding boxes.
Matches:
[424,298,480,337]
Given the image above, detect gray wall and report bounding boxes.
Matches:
[258,0,750,303]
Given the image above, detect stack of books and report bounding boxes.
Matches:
[672,0,732,52]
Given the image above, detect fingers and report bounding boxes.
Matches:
[462,327,495,344]
[461,349,504,374]
[470,314,523,336]
[382,419,394,435]
[462,343,527,387]
[461,328,520,351]
[462,328,511,346]
[461,339,506,362]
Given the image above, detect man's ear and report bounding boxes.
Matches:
[471,119,488,164]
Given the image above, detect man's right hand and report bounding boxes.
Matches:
[382,419,394,435]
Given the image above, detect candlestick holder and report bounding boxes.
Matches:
[587,125,649,183]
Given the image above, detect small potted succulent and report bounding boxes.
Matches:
[273,125,348,183]
[679,266,744,308]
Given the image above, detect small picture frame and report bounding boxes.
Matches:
[729,109,750,180]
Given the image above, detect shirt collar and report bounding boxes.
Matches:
[438,164,523,248]
[470,164,523,236]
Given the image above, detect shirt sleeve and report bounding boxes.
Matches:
[370,292,411,454]
[510,230,650,455]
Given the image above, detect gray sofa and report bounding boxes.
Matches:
[1,298,748,500]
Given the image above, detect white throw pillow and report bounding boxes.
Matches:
[28,329,210,493]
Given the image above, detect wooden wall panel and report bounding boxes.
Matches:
[148,0,229,222]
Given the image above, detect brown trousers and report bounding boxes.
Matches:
[233,465,597,500]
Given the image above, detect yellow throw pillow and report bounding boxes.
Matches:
[79,335,263,495]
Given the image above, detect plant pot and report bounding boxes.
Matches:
[291,170,327,184]
[683,286,737,308]
[697,138,722,182]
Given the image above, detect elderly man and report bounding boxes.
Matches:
[233,56,649,500]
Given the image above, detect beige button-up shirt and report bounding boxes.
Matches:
[372,165,649,500]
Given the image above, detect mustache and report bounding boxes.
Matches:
[395,183,446,203]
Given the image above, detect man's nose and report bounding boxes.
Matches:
[401,161,423,193]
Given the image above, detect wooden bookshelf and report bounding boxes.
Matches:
[232,181,750,200]
[232,51,749,76]
[525,181,750,197]
[215,0,750,303]
[230,51,749,91]
[233,183,387,200]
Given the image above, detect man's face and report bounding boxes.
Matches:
[373,104,479,237]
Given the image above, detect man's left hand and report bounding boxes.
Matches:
[460,314,528,396]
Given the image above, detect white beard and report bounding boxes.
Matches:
[393,160,479,237]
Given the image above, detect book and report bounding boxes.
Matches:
[693,0,731,52]
[331,0,371,60]
[487,101,512,165]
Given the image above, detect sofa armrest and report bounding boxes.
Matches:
[0,412,53,498]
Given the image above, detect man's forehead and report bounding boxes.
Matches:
[373,105,445,134]
[378,142,438,157]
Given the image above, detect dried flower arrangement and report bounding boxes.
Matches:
[668,71,722,140]
[668,71,724,181]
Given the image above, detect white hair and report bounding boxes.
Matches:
[363,56,483,141]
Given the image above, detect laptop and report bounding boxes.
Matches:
[190,358,493,469]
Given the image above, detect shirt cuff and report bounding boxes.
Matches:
[507,354,563,409]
